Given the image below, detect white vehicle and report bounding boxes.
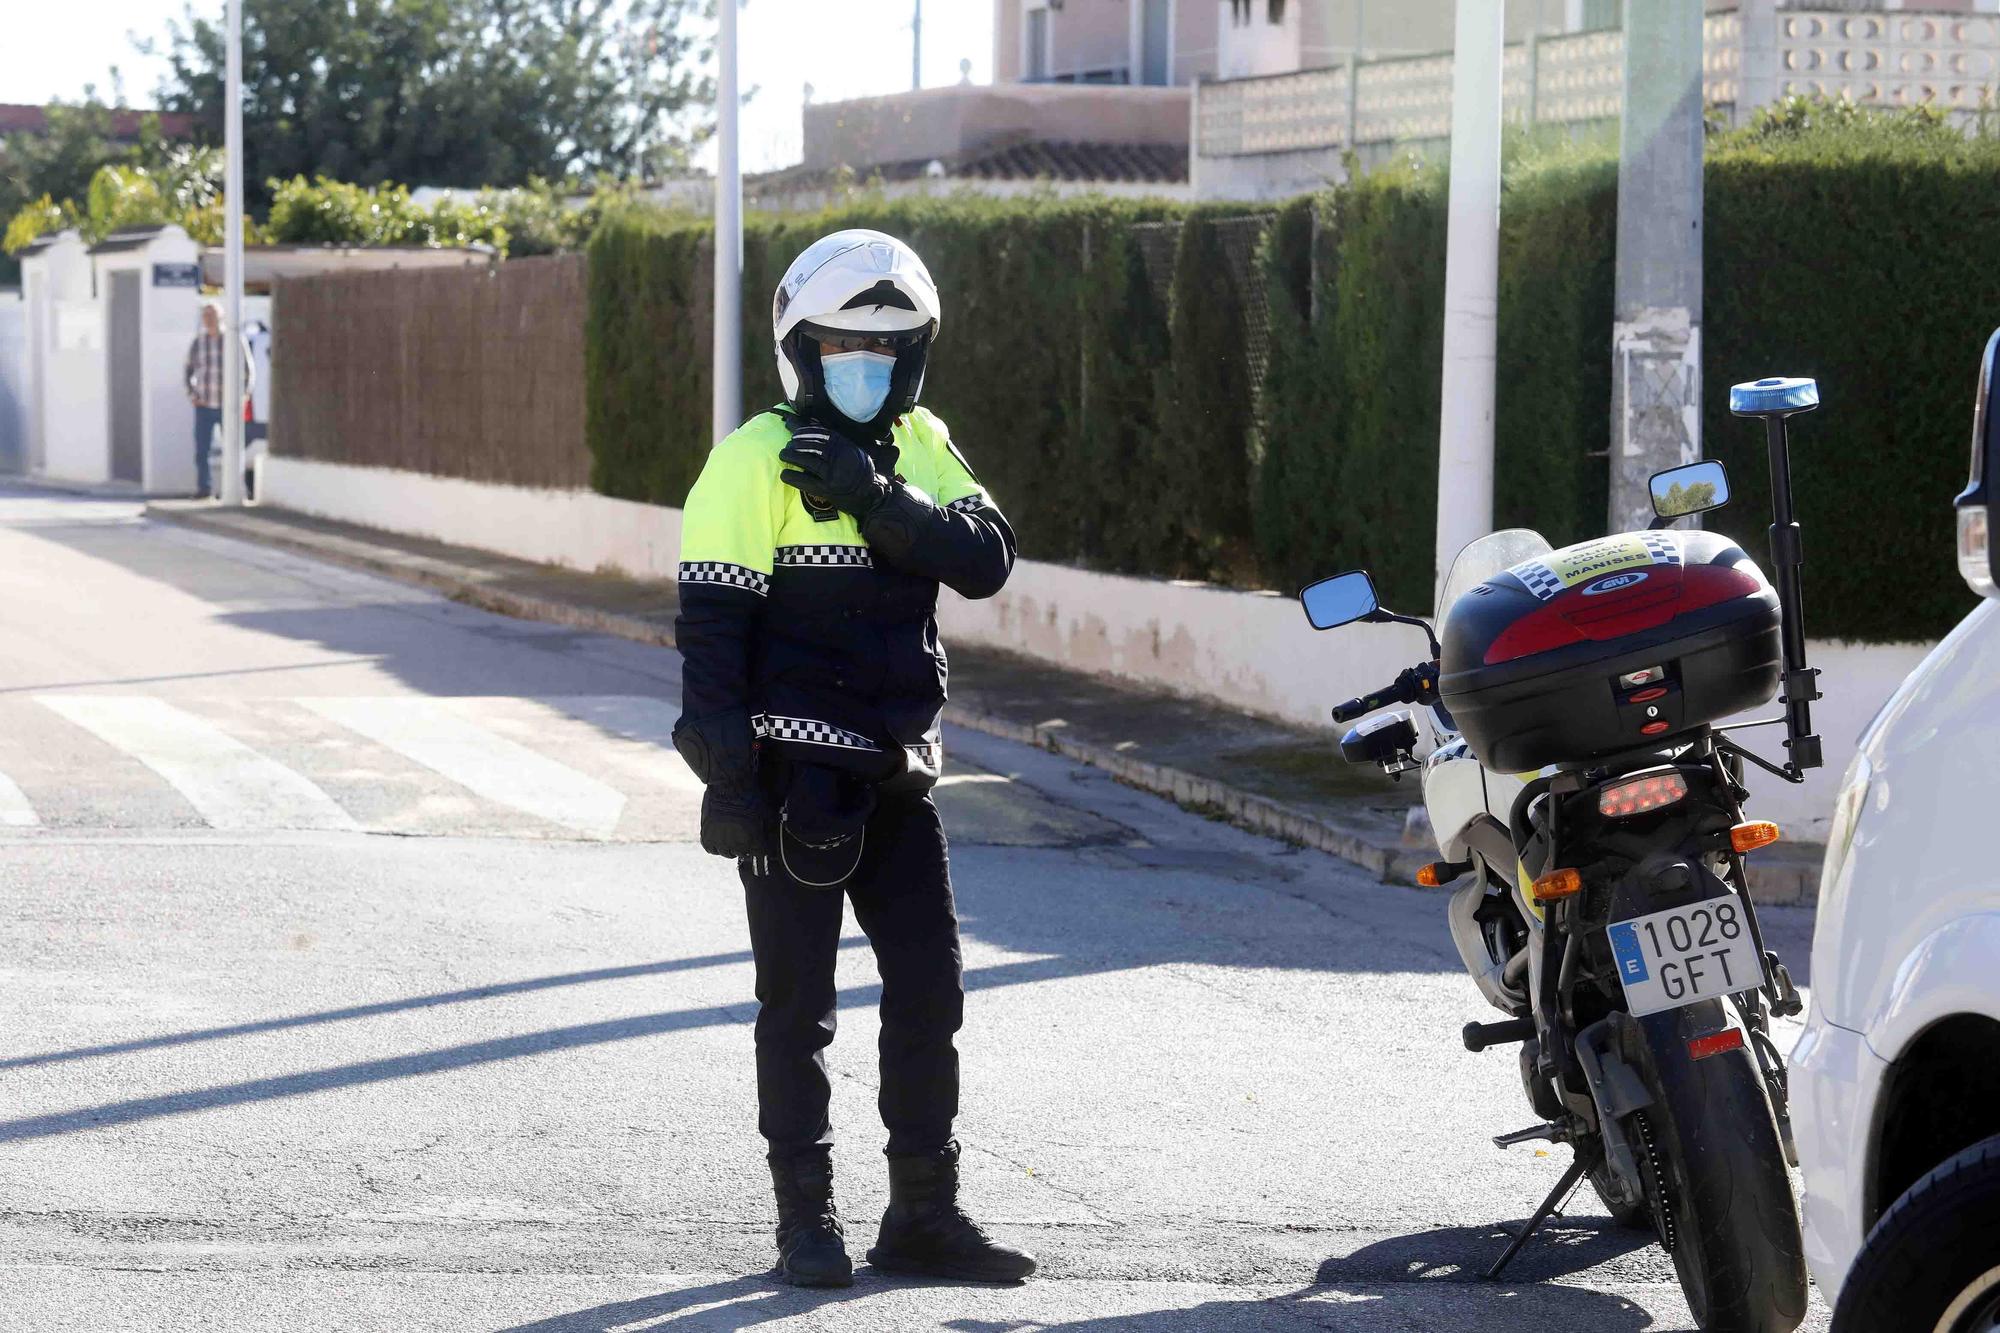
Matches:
[1298,378,1846,1332]
[1791,332,2000,1333]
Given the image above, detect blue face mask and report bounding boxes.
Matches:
[821,351,897,424]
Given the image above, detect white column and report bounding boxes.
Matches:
[711,0,743,445]
[1434,0,1503,607]
[220,0,246,504]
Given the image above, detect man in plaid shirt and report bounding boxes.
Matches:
[183,302,255,499]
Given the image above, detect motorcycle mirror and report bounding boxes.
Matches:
[1648,460,1731,522]
[1299,570,1379,631]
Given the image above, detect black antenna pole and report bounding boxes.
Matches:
[1731,377,1823,779]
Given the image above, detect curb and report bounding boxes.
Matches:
[147,503,1817,903]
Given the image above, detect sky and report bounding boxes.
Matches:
[0,0,993,175]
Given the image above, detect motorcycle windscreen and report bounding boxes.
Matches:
[1438,529,1553,630]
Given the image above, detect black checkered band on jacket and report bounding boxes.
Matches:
[678,561,771,596]
[773,545,874,568]
[945,495,988,514]
[753,713,883,752]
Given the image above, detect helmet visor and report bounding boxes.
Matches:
[799,325,928,356]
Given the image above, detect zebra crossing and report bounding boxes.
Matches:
[0,694,700,842]
[0,692,1119,847]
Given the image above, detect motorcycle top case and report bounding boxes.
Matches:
[1438,530,1780,771]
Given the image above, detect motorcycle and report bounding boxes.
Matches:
[1300,379,1825,1332]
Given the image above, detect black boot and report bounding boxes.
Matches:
[867,1141,1038,1283]
[768,1148,853,1287]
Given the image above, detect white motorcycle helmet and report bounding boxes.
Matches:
[773,229,941,434]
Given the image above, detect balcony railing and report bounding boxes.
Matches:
[1197,8,2000,159]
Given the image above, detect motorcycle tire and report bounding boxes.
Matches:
[1633,1003,1809,1333]
[1831,1133,2000,1333]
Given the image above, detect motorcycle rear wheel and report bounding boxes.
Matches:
[1632,1003,1809,1333]
[1589,1160,1652,1230]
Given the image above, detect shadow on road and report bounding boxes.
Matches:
[1316,1216,1656,1285]
[494,1274,863,1331]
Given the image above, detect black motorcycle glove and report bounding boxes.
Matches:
[779,421,892,521]
[673,707,771,859]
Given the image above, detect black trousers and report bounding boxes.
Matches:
[741,793,964,1157]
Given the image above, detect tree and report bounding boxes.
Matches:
[1656,480,1717,517]
[144,0,716,207]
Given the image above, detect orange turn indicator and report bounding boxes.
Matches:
[1730,821,1782,854]
[1532,868,1582,902]
[1417,864,1444,888]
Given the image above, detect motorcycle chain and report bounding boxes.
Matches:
[1631,1110,1679,1255]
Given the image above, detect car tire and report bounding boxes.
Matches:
[1832,1132,2000,1333]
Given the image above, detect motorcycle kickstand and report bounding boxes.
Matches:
[1484,1150,1593,1281]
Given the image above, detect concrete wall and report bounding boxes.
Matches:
[1192,142,1348,200]
[260,456,1933,839]
[805,83,1192,173]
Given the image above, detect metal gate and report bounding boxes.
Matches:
[107,269,143,484]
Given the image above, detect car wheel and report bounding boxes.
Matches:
[1833,1133,2000,1333]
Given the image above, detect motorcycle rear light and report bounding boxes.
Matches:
[1618,666,1666,687]
[1731,820,1782,853]
[1532,868,1582,902]
[1598,772,1688,817]
[1687,1029,1745,1061]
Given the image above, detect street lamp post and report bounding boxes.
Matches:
[712,0,742,445]
[220,0,246,505]
[1434,0,1502,605]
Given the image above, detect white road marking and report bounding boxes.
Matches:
[534,695,703,793]
[305,697,627,838]
[0,769,38,827]
[38,696,358,832]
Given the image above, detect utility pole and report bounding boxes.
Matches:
[913,0,923,90]
[712,0,742,444]
[220,0,246,506]
[1609,0,1705,532]
[1434,0,1503,605]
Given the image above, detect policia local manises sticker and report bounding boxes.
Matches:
[1505,532,1684,603]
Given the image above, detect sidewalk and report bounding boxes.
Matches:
[148,501,1824,905]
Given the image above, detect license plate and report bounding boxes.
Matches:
[1606,896,1762,1017]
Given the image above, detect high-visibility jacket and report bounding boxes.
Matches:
[673,406,1015,788]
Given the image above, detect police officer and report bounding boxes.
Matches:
[672,230,1037,1288]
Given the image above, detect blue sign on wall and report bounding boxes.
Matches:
[152,263,201,289]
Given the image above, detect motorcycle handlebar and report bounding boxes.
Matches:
[1331,679,1414,723]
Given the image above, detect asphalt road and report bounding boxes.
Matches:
[0,488,1829,1331]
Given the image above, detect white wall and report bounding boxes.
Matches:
[262,456,684,581]
[261,457,1934,840]
[24,232,108,485]
[1216,0,1304,78]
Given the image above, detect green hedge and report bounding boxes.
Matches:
[1700,117,2000,642]
[586,113,1995,643]
[1250,117,1985,640]
[587,195,1270,579]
